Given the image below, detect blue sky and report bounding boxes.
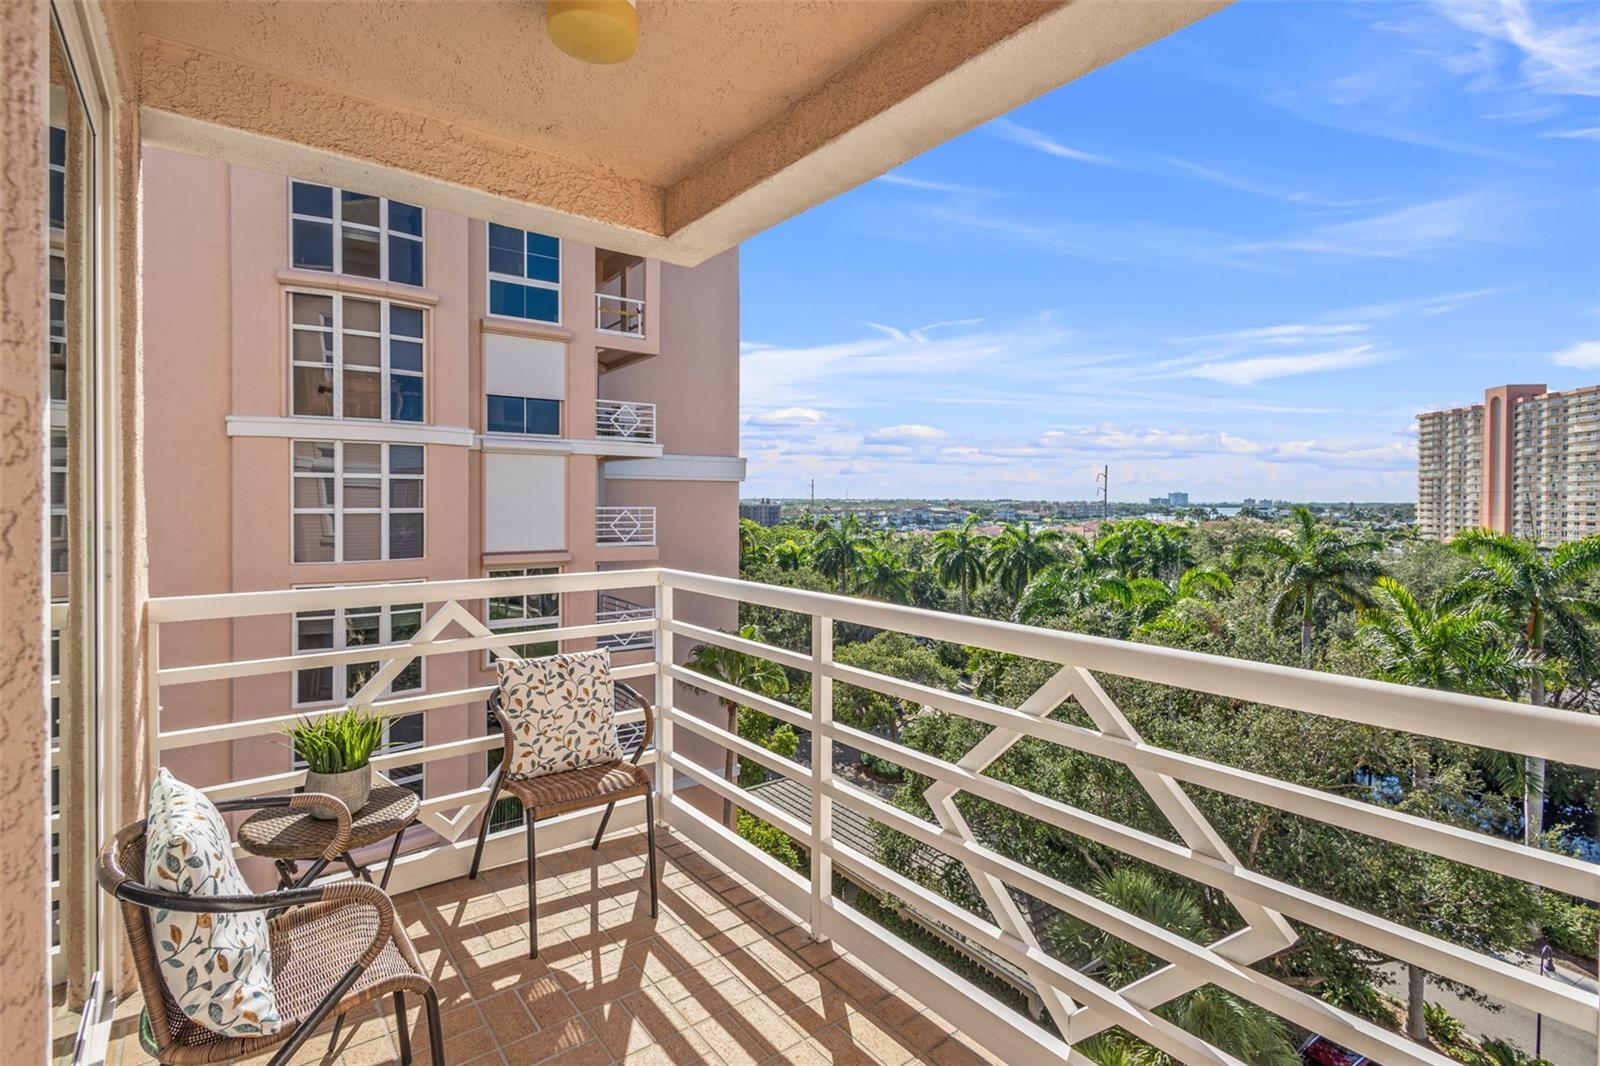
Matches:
[737,0,1600,503]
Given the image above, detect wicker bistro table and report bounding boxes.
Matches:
[238,784,421,890]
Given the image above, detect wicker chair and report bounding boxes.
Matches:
[97,794,445,1065]
[468,679,659,958]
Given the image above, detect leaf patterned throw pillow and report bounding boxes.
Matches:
[144,769,281,1037]
[496,649,623,778]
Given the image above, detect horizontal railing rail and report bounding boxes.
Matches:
[595,399,656,443]
[648,567,1600,1066]
[145,570,664,867]
[594,292,644,336]
[595,506,656,546]
[140,566,1600,1066]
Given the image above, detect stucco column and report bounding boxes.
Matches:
[0,0,53,1060]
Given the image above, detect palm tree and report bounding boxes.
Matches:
[1129,567,1234,633]
[930,515,989,613]
[1235,506,1383,665]
[856,546,913,604]
[1015,562,1135,624]
[685,625,790,828]
[1449,530,1600,842]
[985,522,1064,601]
[812,514,867,594]
[1061,869,1298,1066]
[1357,576,1511,1038]
[770,538,808,572]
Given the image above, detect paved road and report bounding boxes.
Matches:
[1379,957,1596,1065]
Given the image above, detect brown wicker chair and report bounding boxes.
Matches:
[468,679,659,958]
[97,793,445,1065]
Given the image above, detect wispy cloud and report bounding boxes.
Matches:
[1185,346,1388,387]
[867,424,948,443]
[1161,157,1371,207]
[1234,195,1500,258]
[988,118,1124,168]
[1540,125,1600,140]
[1551,340,1600,369]
[1431,0,1600,98]
[748,407,828,426]
[873,173,996,196]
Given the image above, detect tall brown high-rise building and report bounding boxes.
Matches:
[1418,383,1600,545]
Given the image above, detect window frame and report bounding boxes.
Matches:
[484,566,562,667]
[288,180,426,286]
[290,440,426,564]
[291,585,428,794]
[484,394,562,437]
[485,223,562,325]
[287,289,427,423]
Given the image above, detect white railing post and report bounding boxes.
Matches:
[808,613,833,942]
[144,617,162,789]
[655,581,674,822]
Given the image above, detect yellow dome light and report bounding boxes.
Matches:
[547,0,638,65]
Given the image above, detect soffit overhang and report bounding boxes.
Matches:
[106,0,1228,265]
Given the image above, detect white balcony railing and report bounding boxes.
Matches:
[595,399,656,443]
[595,593,655,652]
[595,292,644,336]
[142,568,1599,1066]
[596,505,655,546]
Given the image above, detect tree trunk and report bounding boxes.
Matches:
[959,576,969,615]
[1526,670,1546,844]
[1406,964,1428,1041]
[722,702,738,830]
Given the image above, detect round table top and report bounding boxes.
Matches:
[237,784,420,859]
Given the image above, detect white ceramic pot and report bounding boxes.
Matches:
[302,766,371,819]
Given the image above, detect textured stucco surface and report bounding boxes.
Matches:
[665,0,1057,230]
[130,0,926,189]
[0,0,52,1059]
[137,35,666,237]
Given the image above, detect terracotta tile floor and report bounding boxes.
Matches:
[99,826,1006,1065]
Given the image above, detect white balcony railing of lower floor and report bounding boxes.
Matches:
[596,592,655,651]
[596,505,656,546]
[595,398,657,443]
[142,568,1598,1066]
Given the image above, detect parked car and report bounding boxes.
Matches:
[1300,1035,1373,1066]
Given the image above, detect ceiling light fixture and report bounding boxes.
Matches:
[547,0,638,64]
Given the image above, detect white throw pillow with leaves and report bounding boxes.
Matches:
[144,768,281,1037]
[496,648,623,778]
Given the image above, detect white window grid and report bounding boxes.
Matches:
[291,441,425,563]
[287,289,426,422]
[484,566,561,666]
[49,253,66,403]
[289,180,425,285]
[49,430,67,575]
[291,584,427,793]
[486,225,561,325]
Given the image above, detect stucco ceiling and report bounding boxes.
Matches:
[109,0,1229,264]
[132,0,927,189]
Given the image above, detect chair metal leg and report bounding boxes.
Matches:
[645,789,659,919]
[424,987,446,1065]
[266,962,366,1066]
[526,812,539,958]
[592,800,617,849]
[468,774,503,879]
[326,1012,345,1055]
[394,991,412,1065]
[380,821,411,890]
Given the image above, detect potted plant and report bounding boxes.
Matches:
[284,706,389,818]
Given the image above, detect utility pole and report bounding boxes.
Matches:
[1096,464,1109,520]
[809,478,815,507]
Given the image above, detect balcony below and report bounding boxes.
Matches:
[597,401,658,446]
[597,507,658,549]
[98,826,996,1066]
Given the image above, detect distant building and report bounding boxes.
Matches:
[1149,496,1166,507]
[1168,492,1189,507]
[1417,383,1600,545]
[740,498,783,527]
